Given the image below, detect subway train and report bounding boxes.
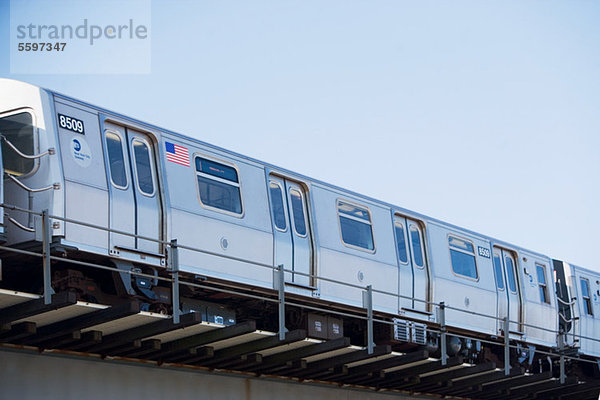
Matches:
[0,79,598,374]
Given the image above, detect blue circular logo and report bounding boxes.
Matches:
[73,139,81,151]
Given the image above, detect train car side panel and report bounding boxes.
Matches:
[428,222,497,335]
[0,81,63,245]
[173,208,274,287]
[519,251,558,347]
[317,248,398,313]
[165,136,274,288]
[571,265,600,357]
[311,185,398,314]
[54,99,109,252]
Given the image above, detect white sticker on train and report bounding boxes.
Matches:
[72,137,92,167]
[477,246,491,258]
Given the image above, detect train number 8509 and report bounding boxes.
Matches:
[58,113,84,134]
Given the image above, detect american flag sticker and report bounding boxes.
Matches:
[165,142,190,166]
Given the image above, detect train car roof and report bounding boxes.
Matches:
[0,79,575,265]
[569,263,600,278]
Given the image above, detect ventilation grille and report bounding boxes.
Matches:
[393,318,410,342]
[412,323,427,345]
[393,318,427,344]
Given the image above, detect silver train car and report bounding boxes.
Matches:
[0,79,598,369]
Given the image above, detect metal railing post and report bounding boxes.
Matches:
[41,209,53,305]
[278,264,286,340]
[363,285,374,354]
[557,330,566,384]
[168,239,180,324]
[504,317,511,375]
[439,302,447,365]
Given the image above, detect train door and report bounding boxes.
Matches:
[493,247,522,333]
[395,216,428,312]
[492,249,508,335]
[268,176,313,287]
[103,121,162,256]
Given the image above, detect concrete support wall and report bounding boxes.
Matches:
[0,349,429,400]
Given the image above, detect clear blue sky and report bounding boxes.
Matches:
[1,0,599,270]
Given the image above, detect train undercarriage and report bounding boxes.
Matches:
[0,244,598,400]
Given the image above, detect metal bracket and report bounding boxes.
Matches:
[41,209,54,305]
[557,296,576,306]
[277,264,287,340]
[527,345,536,365]
[504,317,511,375]
[5,173,59,193]
[439,302,447,365]
[7,215,35,232]
[560,353,566,384]
[113,260,137,296]
[1,135,55,159]
[167,239,180,324]
[363,284,374,354]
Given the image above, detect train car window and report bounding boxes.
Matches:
[448,236,478,279]
[536,264,550,304]
[105,131,128,188]
[0,112,35,176]
[132,139,155,196]
[289,189,307,236]
[269,181,287,231]
[338,201,374,251]
[409,224,424,268]
[195,157,242,215]
[493,254,505,290]
[394,222,408,264]
[505,256,517,293]
[581,278,593,316]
